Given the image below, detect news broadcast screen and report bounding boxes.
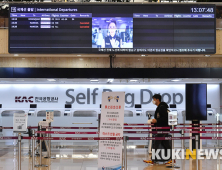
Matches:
[9,4,216,54]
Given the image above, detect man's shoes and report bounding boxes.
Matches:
[165,160,176,165]
[143,160,151,163]
[143,160,155,165]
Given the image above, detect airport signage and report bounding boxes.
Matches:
[13,113,28,133]
[14,96,58,103]
[46,110,54,122]
[15,96,34,103]
[0,84,218,109]
[9,4,216,54]
[65,88,184,107]
[98,92,125,170]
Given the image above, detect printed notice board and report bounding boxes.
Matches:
[13,113,28,133]
[46,110,54,122]
[98,92,125,170]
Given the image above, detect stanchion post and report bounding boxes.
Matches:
[181,129,184,150]
[18,133,21,170]
[48,124,51,158]
[166,125,179,169]
[39,125,42,166]
[28,136,31,156]
[126,137,127,170]
[122,140,124,170]
[123,136,128,170]
[181,129,185,170]
[35,125,48,167]
[48,127,51,158]
[217,123,219,149]
[47,123,55,159]
[32,130,35,170]
[195,135,199,170]
[219,138,221,170]
[218,123,221,170]
[172,125,174,168]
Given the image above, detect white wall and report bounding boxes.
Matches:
[0,84,219,110]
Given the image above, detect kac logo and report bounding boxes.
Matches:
[114,96,119,102]
[108,96,120,102]
[15,96,33,103]
[108,96,113,102]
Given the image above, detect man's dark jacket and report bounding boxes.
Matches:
[154,102,170,131]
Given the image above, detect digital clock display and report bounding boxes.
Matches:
[191,7,214,13]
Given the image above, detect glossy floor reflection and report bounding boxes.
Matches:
[0,143,222,170]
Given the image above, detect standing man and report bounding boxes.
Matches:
[144,94,173,165]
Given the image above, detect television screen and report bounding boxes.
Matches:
[30,104,37,108]
[9,4,216,54]
[135,104,141,108]
[186,84,207,120]
[65,104,72,108]
[170,104,176,108]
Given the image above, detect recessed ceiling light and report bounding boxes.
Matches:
[171,79,181,82]
[130,80,138,82]
[47,79,56,82]
[205,55,211,57]
[90,79,99,82]
[77,55,81,57]
[107,79,114,83]
[14,54,19,56]
[141,55,145,57]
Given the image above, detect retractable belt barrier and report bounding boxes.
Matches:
[1,123,221,170]
[0,136,18,140]
[0,136,122,140]
[35,130,181,134]
[1,136,222,141]
[1,125,222,130]
[23,137,123,140]
[124,123,222,126]
[128,137,195,140]
[36,131,100,134]
[0,127,13,129]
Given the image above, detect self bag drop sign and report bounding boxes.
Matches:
[98,92,125,170]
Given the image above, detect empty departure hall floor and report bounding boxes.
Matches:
[0,142,222,170]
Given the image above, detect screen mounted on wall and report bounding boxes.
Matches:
[9,4,216,54]
[186,84,207,121]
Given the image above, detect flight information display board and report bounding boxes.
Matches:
[9,4,216,54]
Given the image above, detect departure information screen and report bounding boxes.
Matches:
[9,4,216,54]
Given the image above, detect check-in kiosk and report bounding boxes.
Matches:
[64,104,72,116]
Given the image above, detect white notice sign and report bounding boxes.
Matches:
[46,110,54,122]
[39,121,49,127]
[98,92,125,170]
[13,113,28,133]
[168,110,178,125]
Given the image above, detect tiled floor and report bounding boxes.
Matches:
[0,142,222,170]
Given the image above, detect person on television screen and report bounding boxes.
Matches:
[96,28,104,48]
[103,19,122,48]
